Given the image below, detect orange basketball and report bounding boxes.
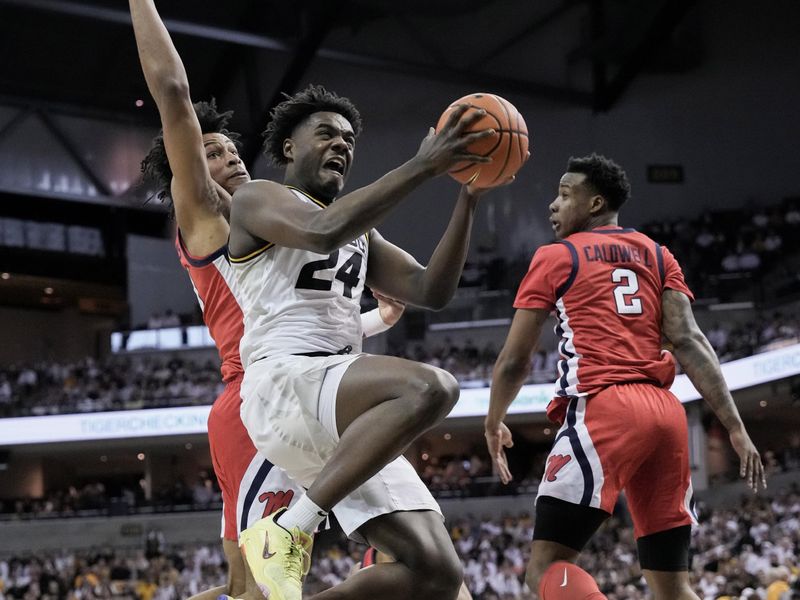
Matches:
[435,93,529,188]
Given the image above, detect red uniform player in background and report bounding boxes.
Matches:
[485,154,765,600]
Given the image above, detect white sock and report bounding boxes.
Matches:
[276,494,327,535]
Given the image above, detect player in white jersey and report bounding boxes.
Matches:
[233,186,370,367]
[228,85,510,600]
[130,3,405,599]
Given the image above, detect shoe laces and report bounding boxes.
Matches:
[300,546,312,578]
[285,540,311,583]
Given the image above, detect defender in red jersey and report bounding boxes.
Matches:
[132,2,295,596]
[485,154,765,600]
[131,3,403,599]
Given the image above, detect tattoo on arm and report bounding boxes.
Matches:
[661,289,744,432]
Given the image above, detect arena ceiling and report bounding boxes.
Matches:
[0,0,701,172]
[0,0,703,307]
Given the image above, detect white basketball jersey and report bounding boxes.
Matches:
[231,187,367,366]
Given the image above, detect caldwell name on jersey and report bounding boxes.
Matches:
[514,226,693,422]
[231,187,369,366]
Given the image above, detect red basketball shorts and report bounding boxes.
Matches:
[537,382,697,539]
[208,377,302,541]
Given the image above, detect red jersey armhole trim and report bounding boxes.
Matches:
[177,230,227,267]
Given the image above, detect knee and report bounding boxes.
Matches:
[427,369,460,415]
[410,368,460,422]
[414,546,463,597]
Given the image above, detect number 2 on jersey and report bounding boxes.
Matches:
[611,268,642,314]
[296,250,363,298]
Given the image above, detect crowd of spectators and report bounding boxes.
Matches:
[705,312,800,362]
[417,438,800,503]
[575,484,800,600]
[0,543,227,600]
[0,356,222,418]
[420,452,495,496]
[6,439,799,523]
[0,304,797,418]
[3,485,798,599]
[2,198,799,419]
[3,303,797,421]
[391,340,568,387]
[394,339,502,386]
[0,345,549,417]
[466,196,800,305]
[391,306,800,386]
[304,485,800,599]
[1,453,507,519]
[638,197,800,302]
[0,472,221,521]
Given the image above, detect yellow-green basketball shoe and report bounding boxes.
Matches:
[239,508,313,600]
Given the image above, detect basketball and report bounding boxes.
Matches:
[435,92,529,188]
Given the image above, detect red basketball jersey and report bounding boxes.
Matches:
[514,226,693,416]
[176,233,244,382]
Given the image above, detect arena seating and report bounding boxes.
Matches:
[2,487,798,600]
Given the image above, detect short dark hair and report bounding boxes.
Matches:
[262,85,362,166]
[566,153,631,211]
[141,99,241,202]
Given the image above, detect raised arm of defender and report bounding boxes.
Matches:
[130,0,228,250]
[229,105,492,256]
[661,288,766,491]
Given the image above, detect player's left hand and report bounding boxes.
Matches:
[485,421,514,484]
[373,290,405,326]
[729,426,767,493]
[465,151,527,195]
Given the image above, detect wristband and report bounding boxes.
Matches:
[361,307,391,338]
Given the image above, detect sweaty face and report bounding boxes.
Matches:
[283,112,355,202]
[548,172,596,239]
[203,133,250,195]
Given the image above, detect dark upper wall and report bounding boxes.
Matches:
[0,0,796,326]
[242,0,799,261]
[0,306,113,365]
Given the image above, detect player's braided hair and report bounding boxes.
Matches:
[141,99,241,202]
[262,85,362,166]
[567,153,631,211]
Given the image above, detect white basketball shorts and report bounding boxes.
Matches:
[240,353,441,538]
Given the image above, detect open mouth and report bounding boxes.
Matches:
[229,171,248,180]
[323,158,345,176]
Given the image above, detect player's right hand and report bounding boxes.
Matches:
[729,426,766,492]
[415,104,493,177]
[485,421,514,485]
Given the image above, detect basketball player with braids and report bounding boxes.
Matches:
[130,2,404,599]
[485,154,765,600]
[228,87,503,600]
